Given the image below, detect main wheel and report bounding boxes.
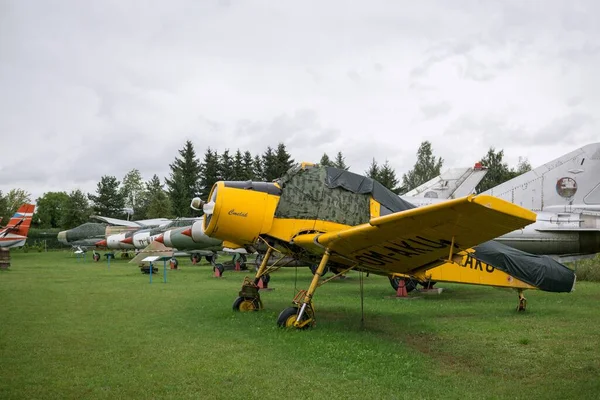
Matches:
[420,280,437,289]
[232,296,261,312]
[309,264,329,275]
[276,306,312,329]
[389,276,417,292]
[261,274,271,285]
[213,263,224,276]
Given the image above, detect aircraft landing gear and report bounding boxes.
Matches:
[388,276,417,292]
[277,303,312,329]
[517,289,527,312]
[277,249,331,329]
[232,247,273,312]
[233,279,263,311]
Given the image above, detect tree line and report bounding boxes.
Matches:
[1,140,531,230]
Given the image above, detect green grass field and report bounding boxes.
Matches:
[1,251,599,399]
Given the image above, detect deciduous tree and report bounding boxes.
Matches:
[61,190,92,228]
[120,169,145,217]
[35,192,69,228]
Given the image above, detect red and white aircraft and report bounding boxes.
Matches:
[0,204,35,248]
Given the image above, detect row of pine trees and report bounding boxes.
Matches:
[3,140,530,230]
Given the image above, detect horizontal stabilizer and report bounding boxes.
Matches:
[471,241,576,292]
[129,240,173,264]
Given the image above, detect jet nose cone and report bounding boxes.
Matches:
[182,228,192,237]
[155,234,164,244]
[57,231,68,245]
[96,239,107,247]
[121,237,133,244]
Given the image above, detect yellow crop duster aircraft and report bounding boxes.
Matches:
[193,163,574,329]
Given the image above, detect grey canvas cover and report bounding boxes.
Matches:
[324,167,416,215]
[472,241,576,292]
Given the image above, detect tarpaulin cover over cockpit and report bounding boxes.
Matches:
[274,165,415,226]
[324,167,416,215]
[472,241,576,292]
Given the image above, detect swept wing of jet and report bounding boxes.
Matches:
[90,215,171,228]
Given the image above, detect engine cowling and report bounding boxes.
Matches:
[198,181,281,246]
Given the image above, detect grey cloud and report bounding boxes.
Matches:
[420,102,452,120]
[347,70,362,83]
[234,109,340,151]
[535,113,595,145]
[2,0,600,201]
[445,112,596,148]
[566,96,584,107]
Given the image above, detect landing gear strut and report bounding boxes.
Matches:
[517,289,527,312]
[277,249,331,329]
[232,247,273,312]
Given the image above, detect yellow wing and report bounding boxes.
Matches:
[292,194,536,275]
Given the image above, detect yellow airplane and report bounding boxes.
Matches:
[193,163,574,329]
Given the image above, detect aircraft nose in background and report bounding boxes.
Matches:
[57,230,68,245]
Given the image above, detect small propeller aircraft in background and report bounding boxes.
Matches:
[191,163,575,329]
[0,204,36,249]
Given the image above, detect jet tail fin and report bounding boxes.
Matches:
[1,204,35,238]
[403,164,488,200]
[484,142,600,212]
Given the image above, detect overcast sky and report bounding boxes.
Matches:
[1,0,599,202]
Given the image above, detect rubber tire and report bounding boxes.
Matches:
[309,264,329,275]
[232,296,260,312]
[93,253,100,262]
[205,254,214,263]
[276,307,310,329]
[261,274,271,285]
[389,276,417,292]
[420,280,437,289]
[213,263,224,276]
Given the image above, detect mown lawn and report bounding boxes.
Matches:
[1,251,599,399]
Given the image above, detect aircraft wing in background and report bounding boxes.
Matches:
[90,216,171,227]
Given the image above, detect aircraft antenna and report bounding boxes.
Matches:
[359,270,365,328]
[293,266,298,295]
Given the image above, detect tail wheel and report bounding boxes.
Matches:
[389,276,417,292]
[310,263,329,275]
[420,280,437,289]
[233,296,262,311]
